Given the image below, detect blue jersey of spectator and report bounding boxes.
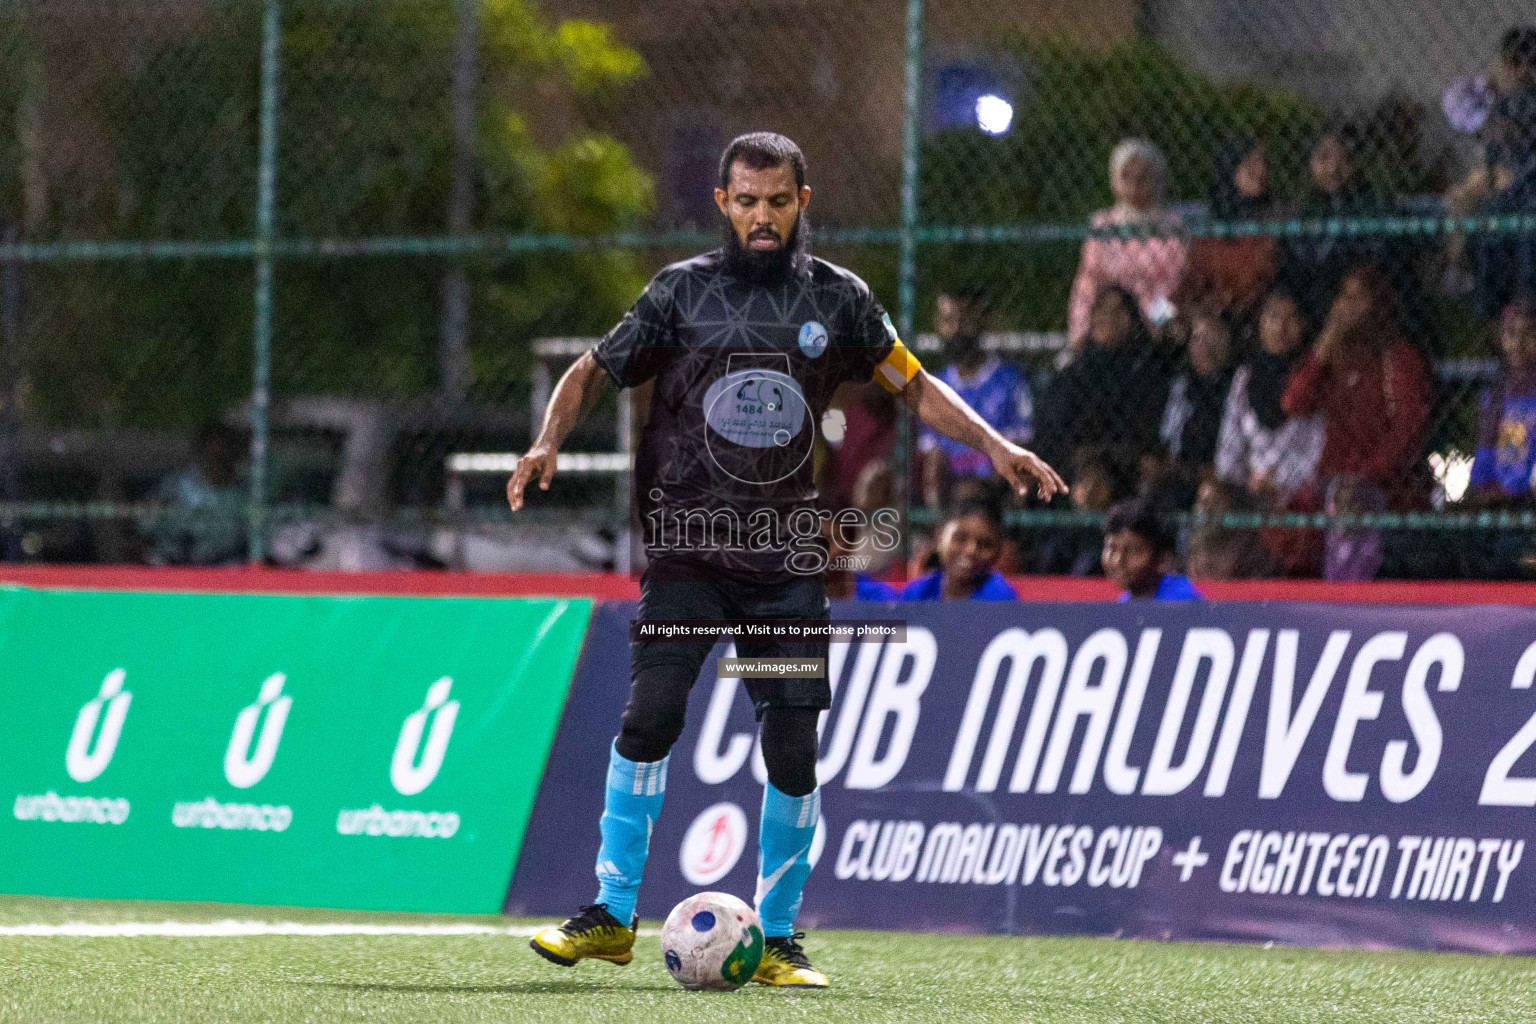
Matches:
[1117,574,1204,602]
[901,569,1018,601]
[854,574,901,600]
[1470,383,1536,497]
[917,358,1033,478]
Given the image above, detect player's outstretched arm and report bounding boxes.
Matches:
[507,351,612,511]
[899,367,1068,501]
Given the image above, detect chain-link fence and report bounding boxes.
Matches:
[4,0,1536,580]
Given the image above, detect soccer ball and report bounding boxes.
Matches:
[660,892,764,991]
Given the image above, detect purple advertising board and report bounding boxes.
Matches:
[507,600,1536,953]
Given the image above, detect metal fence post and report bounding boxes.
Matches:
[440,0,478,403]
[896,0,923,563]
[249,0,281,563]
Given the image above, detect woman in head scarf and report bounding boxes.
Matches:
[1282,263,1432,504]
[1215,288,1325,505]
[1178,139,1278,326]
[1066,138,1189,352]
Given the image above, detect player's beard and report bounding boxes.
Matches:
[722,210,810,286]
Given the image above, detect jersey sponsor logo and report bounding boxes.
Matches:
[700,368,813,485]
[798,320,828,358]
[224,673,292,789]
[66,669,132,784]
[680,801,749,885]
[391,677,459,796]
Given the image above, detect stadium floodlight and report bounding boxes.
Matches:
[975,94,1013,134]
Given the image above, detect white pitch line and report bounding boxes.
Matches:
[0,921,663,938]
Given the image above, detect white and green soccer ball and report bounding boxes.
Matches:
[660,892,764,991]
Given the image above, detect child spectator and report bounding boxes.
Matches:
[1186,475,1271,581]
[1034,445,1127,576]
[1456,297,1536,577]
[1102,496,1204,601]
[917,288,1033,508]
[1470,296,1536,499]
[901,499,1018,601]
[1323,475,1386,582]
[1067,138,1188,351]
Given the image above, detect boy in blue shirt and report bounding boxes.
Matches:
[1102,496,1204,601]
[916,289,1035,507]
[901,500,1019,601]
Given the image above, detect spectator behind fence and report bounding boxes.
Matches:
[1470,296,1536,499]
[1323,475,1387,582]
[1102,496,1204,601]
[1457,297,1536,578]
[1282,264,1432,510]
[1160,310,1236,481]
[1033,445,1128,576]
[1179,139,1278,324]
[822,382,897,511]
[146,423,246,567]
[917,288,1033,508]
[1442,27,1536,296]
[1280,129,1385,326]
[901,499,1018,601]
[1215,288,1327,576]
[1186,474,1272,581]
[1067,139,1188,351]
[1216,288,1326,506]
[1039,285,1171,472]
[1471,28,1536,316]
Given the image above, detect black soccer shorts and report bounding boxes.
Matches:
[629,556,831,719]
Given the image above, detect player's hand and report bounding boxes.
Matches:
[507,445,557,511]
[988,440,1068,501]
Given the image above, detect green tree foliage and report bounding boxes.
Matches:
[27,0,653,429]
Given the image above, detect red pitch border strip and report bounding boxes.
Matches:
[1,566,1535,605]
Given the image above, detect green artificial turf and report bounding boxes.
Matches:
[0,896,1532,1023]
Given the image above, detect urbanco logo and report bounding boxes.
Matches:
[224,673,291,789]
[390,676,459,796]
[66,669,132,784]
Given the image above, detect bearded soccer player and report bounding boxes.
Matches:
[508,132,1065,987]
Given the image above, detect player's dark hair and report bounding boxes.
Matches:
[1105,496,1177,556]
[947,498,1005,536]
[719,132,807,191]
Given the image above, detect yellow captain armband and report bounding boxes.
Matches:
[873,337,922,393]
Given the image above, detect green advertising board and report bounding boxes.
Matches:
[0,587,590,913]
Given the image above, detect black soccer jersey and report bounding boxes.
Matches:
[590,249,913,581]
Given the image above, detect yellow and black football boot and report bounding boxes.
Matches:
[752,932,829,988]
[529,903,637,967]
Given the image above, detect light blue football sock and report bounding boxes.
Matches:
[593,740,668,925]
[755,782,820,938]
